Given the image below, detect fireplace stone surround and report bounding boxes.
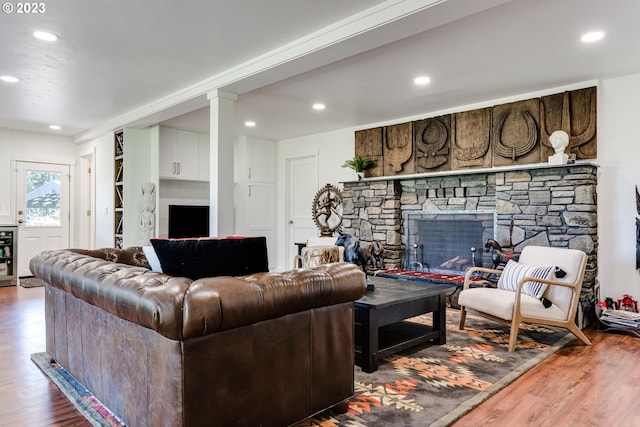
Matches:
[341,162,598,327]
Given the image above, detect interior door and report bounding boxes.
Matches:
[286,155,318,266]
[15,161,71,277]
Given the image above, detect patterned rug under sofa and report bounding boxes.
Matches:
[295,309,573,427]
[32,309,573,427]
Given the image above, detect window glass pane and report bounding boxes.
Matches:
[25,170,61,226]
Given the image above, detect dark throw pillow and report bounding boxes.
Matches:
[150,236,269,280]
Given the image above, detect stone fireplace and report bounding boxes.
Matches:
[341,163,598,327]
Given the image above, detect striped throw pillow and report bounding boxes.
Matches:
[497,260,555,299]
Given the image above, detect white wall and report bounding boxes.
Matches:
[78,127,161,248]
[276,127,355,270]
[77,132,114,248]
[597,73,640,300]
[123,127,158,247]
[0,128,76,224]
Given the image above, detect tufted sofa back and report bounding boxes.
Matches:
[30,248,366,340]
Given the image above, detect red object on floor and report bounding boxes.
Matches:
[617,294,639,313]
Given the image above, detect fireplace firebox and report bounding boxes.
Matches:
[404,211,495,274]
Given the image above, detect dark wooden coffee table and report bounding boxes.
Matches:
[354,275,453,373]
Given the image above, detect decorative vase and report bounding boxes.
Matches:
[356,172,365,180]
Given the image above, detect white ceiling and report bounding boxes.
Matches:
[1,0,639,142]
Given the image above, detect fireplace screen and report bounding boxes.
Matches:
[404,211,496,274]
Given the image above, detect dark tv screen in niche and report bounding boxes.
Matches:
[168,205,210,238]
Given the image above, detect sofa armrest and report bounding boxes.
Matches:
[30,249,192,340]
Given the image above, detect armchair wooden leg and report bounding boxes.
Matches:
[459,306,467,330]
[567,324,592,346]
[508,321,520,352]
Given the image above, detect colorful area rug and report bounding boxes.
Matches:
[31,352,127,427]
[296,309,573,427]
[31,310,572,427]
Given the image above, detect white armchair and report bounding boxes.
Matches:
[458,245,592,352]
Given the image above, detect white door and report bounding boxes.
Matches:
[286,155,318,266]
[15,161,71,277]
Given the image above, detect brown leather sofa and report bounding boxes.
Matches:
[30,247,367,427]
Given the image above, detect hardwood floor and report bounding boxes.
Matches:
[452,323,640,427]
[0,285,89,426]
[1,284,639,426]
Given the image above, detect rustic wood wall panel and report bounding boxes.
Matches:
[540,87,597,160]
[383,122,414,176]
[451,108,492,170]
[492,99,540,167]
[355,127,384,177]
[352,86,596,178]
[414,115,451,173]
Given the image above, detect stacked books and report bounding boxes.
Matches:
[599,308,640,329]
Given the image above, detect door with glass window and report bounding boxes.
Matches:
[15,162,70,277]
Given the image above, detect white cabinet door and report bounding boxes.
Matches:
[198,132,210,181]
[159,127,177,178]
[174,130,199,180]
[159,127,203,181]
[247,139,276,182]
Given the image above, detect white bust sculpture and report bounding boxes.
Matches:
[548,130,569,165]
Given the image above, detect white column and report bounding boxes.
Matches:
[207,89,237,236]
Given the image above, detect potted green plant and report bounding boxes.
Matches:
[342,156,377,180]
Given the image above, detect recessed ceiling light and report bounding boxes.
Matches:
[34,31,58,42]
[312,103,326,111]
[414,76,431,86]
[0,75,19,83]
[581,31,605,43]
[244,121,256,127]
[49,125,61,130]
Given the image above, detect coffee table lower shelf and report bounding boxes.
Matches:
[355,321,440,371]
[353,276,450,373]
